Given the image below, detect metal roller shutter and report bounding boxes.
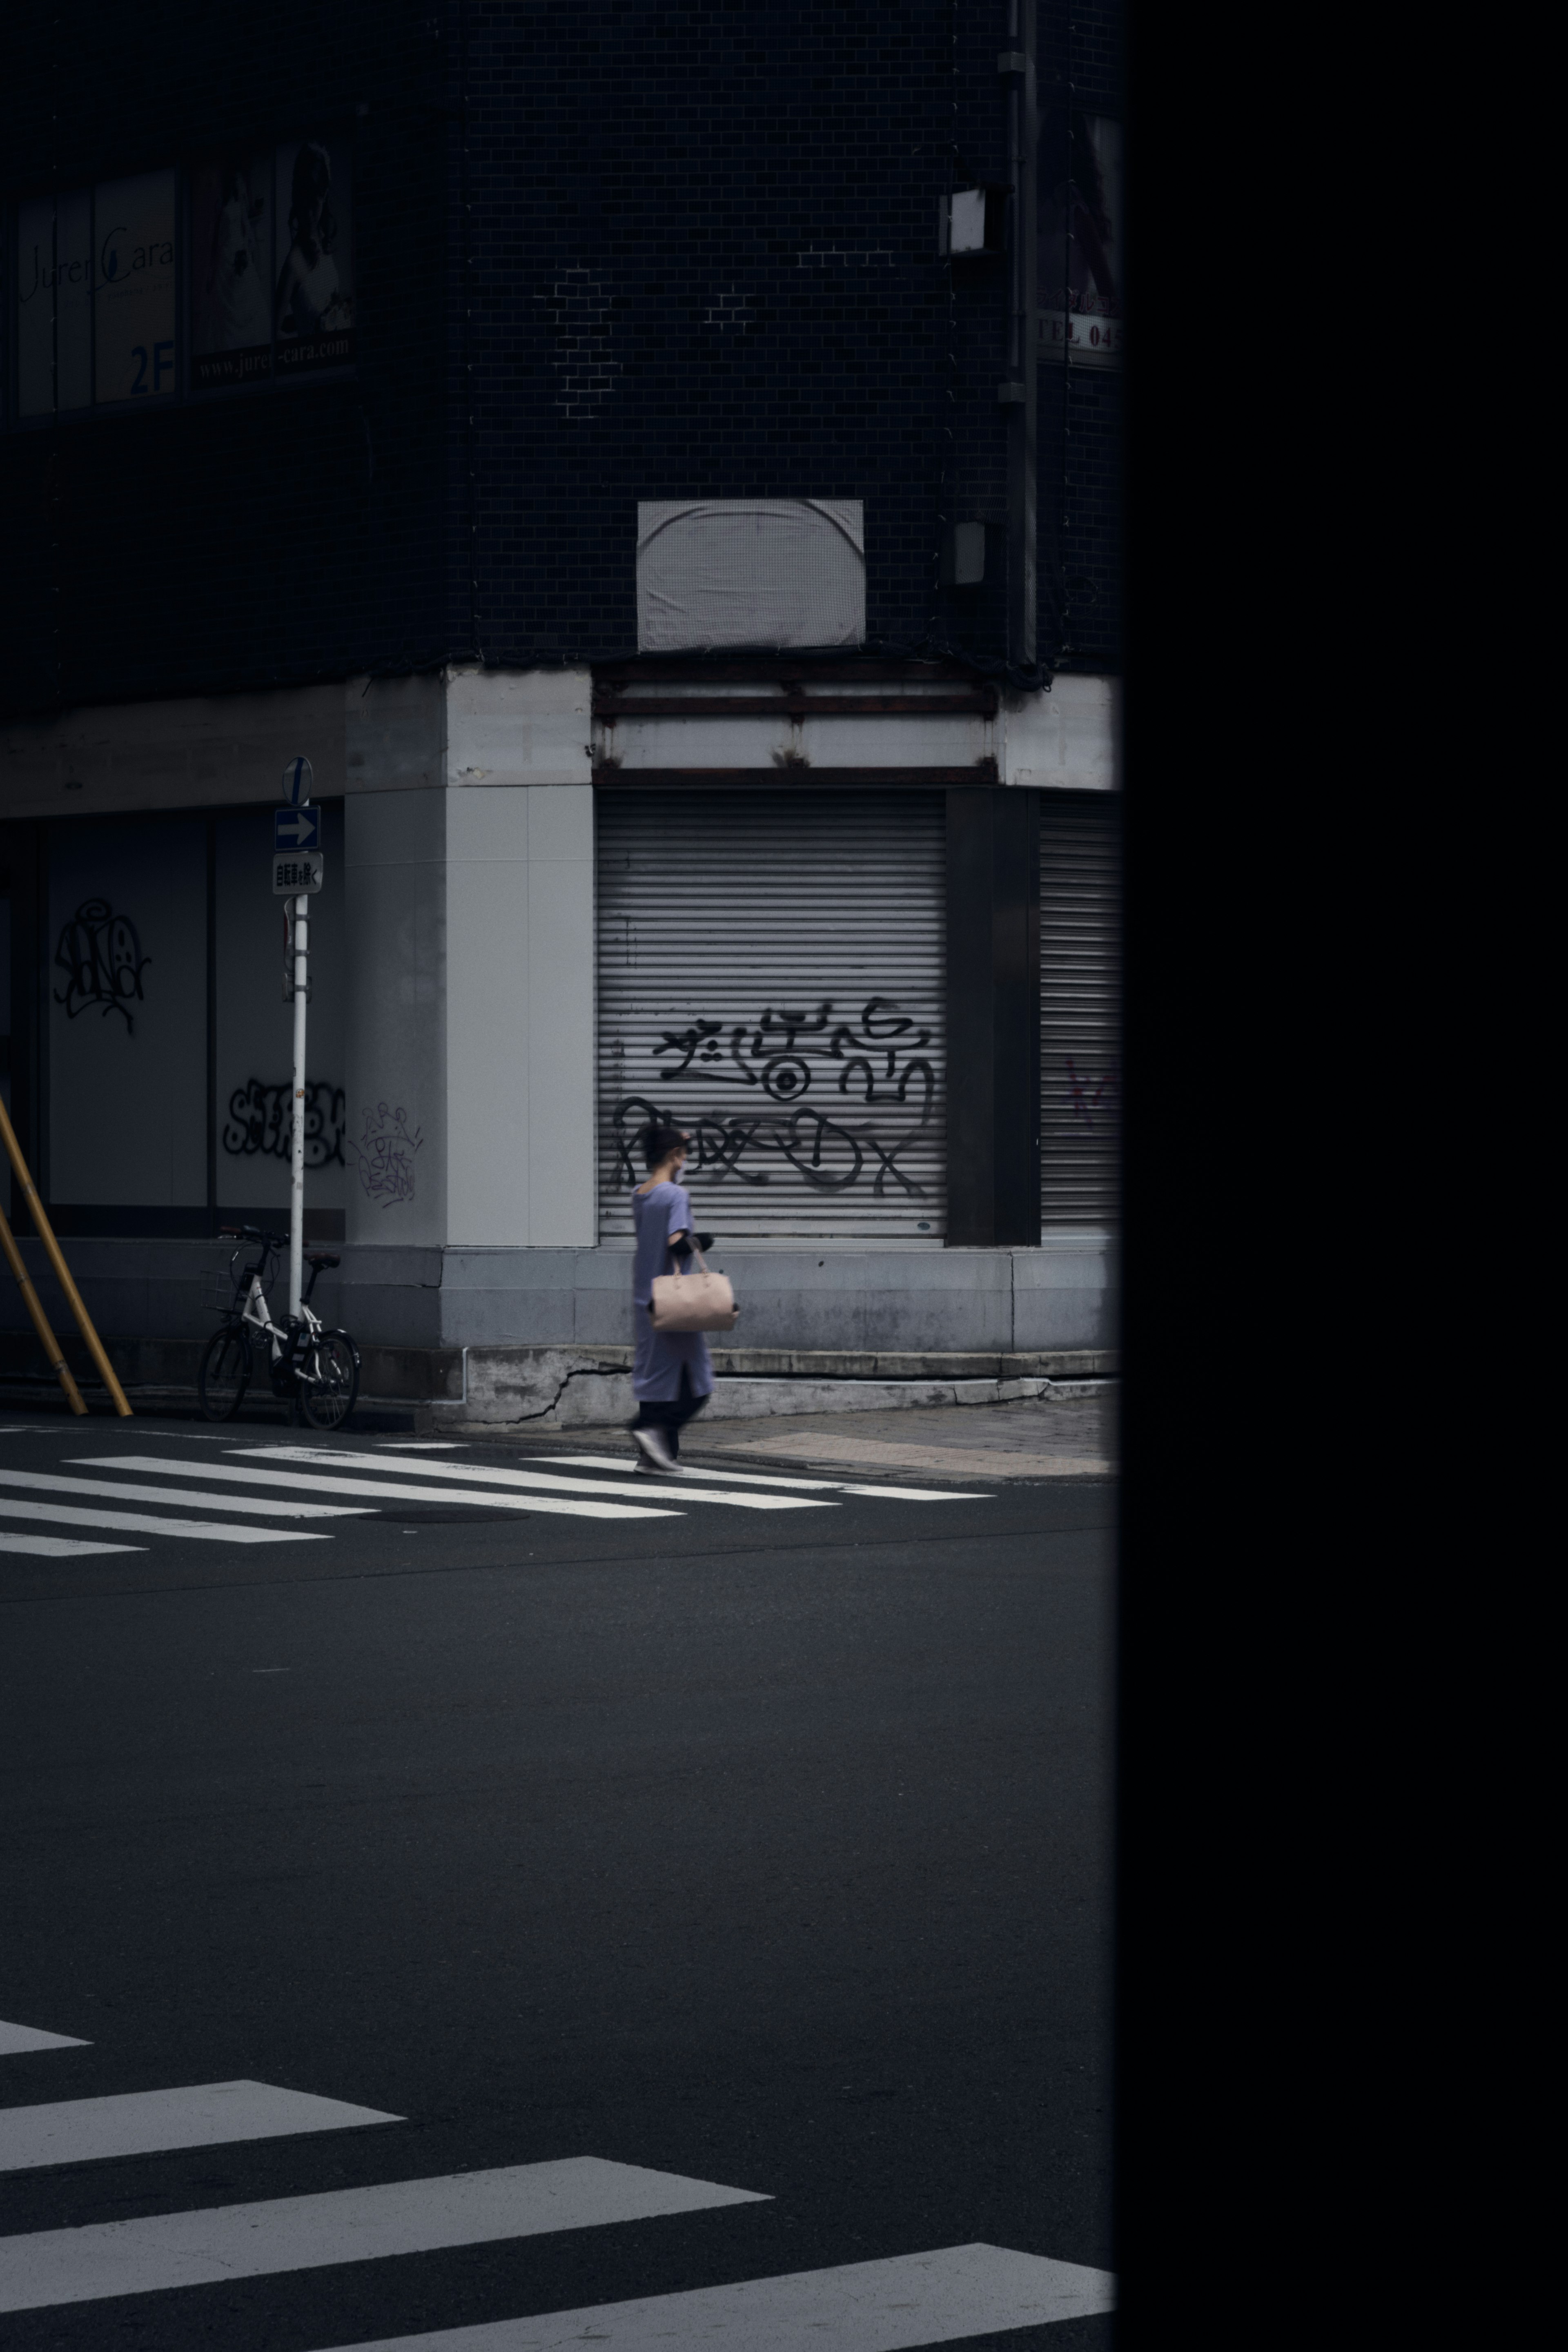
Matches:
[1040,794,1122,1226]
[597,789,946,1243]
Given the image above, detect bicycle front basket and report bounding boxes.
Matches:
[207,1252,242,1312]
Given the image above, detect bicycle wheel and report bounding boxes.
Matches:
[198,1327,251,1422]
[297,1330,359,1431]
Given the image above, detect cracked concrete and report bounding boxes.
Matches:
[440,1349,635,1428]
[425,1361,1118,1435]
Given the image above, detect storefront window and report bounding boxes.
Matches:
[1038,110,1123,369]
[94,170,178,404]
[189,132,355,390]
[48,817,207,1207]
[27,807,346,1234]
[9,130,353,422]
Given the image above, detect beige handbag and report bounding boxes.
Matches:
[649,1246,739,1333]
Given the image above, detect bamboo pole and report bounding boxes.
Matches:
[0,1096,131,1417]
[0,1203,88,1414]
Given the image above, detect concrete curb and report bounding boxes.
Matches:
[2,1332,1120,1402]
[422,1365,1115,1434]
[3,1358,1115,1435]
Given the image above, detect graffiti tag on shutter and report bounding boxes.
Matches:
[616,996,936,1197]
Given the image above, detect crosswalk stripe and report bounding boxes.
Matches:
[0,1468,372,1519]
[0,1497,323,1546]
[0,2022,89,2056]
[0,1533,144,1558]
[815,1484,982,1501]
[240,1447,833,1513]
[72,1458,682,1526]
[0,2079,399,2175]
[534,1456,985,1504]
[314,2243,1117,2351]
[0,2156,766,2313]
[538,1454,846,1490]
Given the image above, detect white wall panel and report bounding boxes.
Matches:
[444,786,595,1248]
[343,791,447,1246]
[636,500,865,652]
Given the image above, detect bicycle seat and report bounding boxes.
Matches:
[305,1252,341,1270]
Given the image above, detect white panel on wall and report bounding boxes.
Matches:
[214,802,345,1216]
[636,500,865,652]
[445,790,528,1248]
[520,786,595,1244]
[445,786,595,1250]
[48,819,207,1205]
[343,788,448,1247]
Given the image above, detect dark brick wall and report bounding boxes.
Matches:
[1041,363,1122,668]
[1038,0,1122,668]
[461,0,970,667]
[2,0,1121,719]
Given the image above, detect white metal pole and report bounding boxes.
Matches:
[288,894,309,1319]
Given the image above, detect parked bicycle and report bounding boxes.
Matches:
[199,1227,360,1429]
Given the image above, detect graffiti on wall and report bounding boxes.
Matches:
[53,900,151,1033]
[612,996,937,1196]
[222,1078,346,1168]
[347,1101,422,1206]
[1062,1056,1119,1128]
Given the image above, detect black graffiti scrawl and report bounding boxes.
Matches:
[613,996,937,1196]
[54,900,151,1034]
[222,1078,346,1169]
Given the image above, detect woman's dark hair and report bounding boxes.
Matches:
[638,1123,688,1171]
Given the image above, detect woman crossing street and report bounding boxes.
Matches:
[627,1125,713,1474]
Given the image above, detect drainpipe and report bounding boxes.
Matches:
[999,4,1038,668]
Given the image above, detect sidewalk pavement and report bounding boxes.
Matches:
[1,1381,1119,1479]
[513,1388,1119,1484]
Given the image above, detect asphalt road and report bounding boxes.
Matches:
[0,1411,1116,2350]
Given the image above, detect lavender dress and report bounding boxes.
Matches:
[630,1181,714,1403]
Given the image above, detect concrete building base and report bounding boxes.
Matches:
[1,1225,1118,1430]
[421,1345,1116,1432]
[0,1330,1116,1428]
[0,1234,1117,1361]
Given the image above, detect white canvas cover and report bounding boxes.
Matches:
[636,499,865,652]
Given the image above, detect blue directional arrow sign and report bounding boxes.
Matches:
[274,804,321,852]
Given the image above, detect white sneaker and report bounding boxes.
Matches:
[631,1427,681,1473]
